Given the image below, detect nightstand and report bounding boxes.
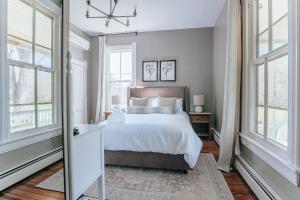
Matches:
[189,112,213,139]
[103,111,112,120]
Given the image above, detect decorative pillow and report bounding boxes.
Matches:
[127,106,154,114]
[147,97,159,107]
[158,97,177,112]
[158,106,174,114]
[176,98,184,113]
[129,97,149,106]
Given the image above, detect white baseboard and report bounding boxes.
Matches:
[234,155,282,200]
[0,148,63,191]
[211,128,220,145]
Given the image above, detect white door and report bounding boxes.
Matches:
[72,59,87,124]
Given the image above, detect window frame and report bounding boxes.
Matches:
[105,43,136,111]
[240,0,300,185]
[0,0,62,153]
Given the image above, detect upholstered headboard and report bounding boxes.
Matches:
[128,87,189,112]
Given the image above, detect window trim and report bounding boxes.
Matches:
[0,0,62,150]
[240,0,300,185]
[105,43,137,111]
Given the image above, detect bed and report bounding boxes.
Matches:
[101,87,202,172]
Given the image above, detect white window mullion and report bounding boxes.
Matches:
[268,0,272,51]
[0,0,9,141]
[33,5,38,129]
[264,57,268,139]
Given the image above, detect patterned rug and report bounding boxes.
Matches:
[36,153,234,200]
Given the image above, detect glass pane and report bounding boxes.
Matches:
[120,82,131,109]
[9,66,35,105]
[108,81,130,111]
[272,16,288,50]
[110,53,121,74]
[272,0,288,23]
[121,52,132,74]
[258,0,269,33]
[35,11,52,49]
[256,65,265,135]
[10,105,35,132]
[8,36,32,63]
[267,55,288,146]
[109,82,120,110]
[268,56,288,108]
[38,104,53,127]
[258,30,269,56]
[267,107,288,146]
[8,0,33,42]
[38,71,52,103]
[35,45,52,68]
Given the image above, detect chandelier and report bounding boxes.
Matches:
[86,0,137,27]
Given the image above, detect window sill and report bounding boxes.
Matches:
[239,132,299,186]
[0,126,62,154]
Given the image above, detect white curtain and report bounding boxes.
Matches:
[217,0,242,172]
[95,36,107,123]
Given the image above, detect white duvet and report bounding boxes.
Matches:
[99,113,202,168]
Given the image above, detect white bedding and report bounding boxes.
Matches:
[99,112,202,168]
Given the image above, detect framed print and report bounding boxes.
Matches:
[142,61,158,82]
[160,60,176,82]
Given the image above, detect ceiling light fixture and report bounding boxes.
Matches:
[86,0,137,28]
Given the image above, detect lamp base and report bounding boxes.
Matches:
[195,105,203,113]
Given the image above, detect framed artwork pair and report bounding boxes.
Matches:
[142,60,176,82]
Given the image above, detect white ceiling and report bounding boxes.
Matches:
[70,0,226,36]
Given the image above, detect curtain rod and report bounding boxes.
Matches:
[99,32,138,37]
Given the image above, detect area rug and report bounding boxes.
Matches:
[36,153,234,200]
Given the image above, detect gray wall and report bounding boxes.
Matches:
[106,28,214,112]
[212,1,227,131]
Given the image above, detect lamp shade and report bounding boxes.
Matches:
[193,95,204,106]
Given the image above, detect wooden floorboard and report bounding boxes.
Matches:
[0,138,257,200]
[0,161,64,200]
[201,137,258,200]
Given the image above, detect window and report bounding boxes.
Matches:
[254,0,289,147]
[241,0,300,185]
[106,44,136,111]
[4,0,60,136]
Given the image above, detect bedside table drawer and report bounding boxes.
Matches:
[190,115,210,122]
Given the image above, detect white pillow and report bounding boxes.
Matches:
[176,98,184,113]
[127,106,154,114]
[147,97,159,107]
[158,97,177,113]
[129,97,149,106]
[158,106,174,114]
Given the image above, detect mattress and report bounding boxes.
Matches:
[99,112,202,168]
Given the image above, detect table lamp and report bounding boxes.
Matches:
[193,95,204,113]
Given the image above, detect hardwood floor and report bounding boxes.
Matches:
[201,138,258,200]
[0,161,64,200]
[0,138,257,200]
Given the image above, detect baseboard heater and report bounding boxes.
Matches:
[211,128,220,145]
[0,147,63,191]
[234,155,282,200]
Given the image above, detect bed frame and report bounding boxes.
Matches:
[104,86,192,172]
